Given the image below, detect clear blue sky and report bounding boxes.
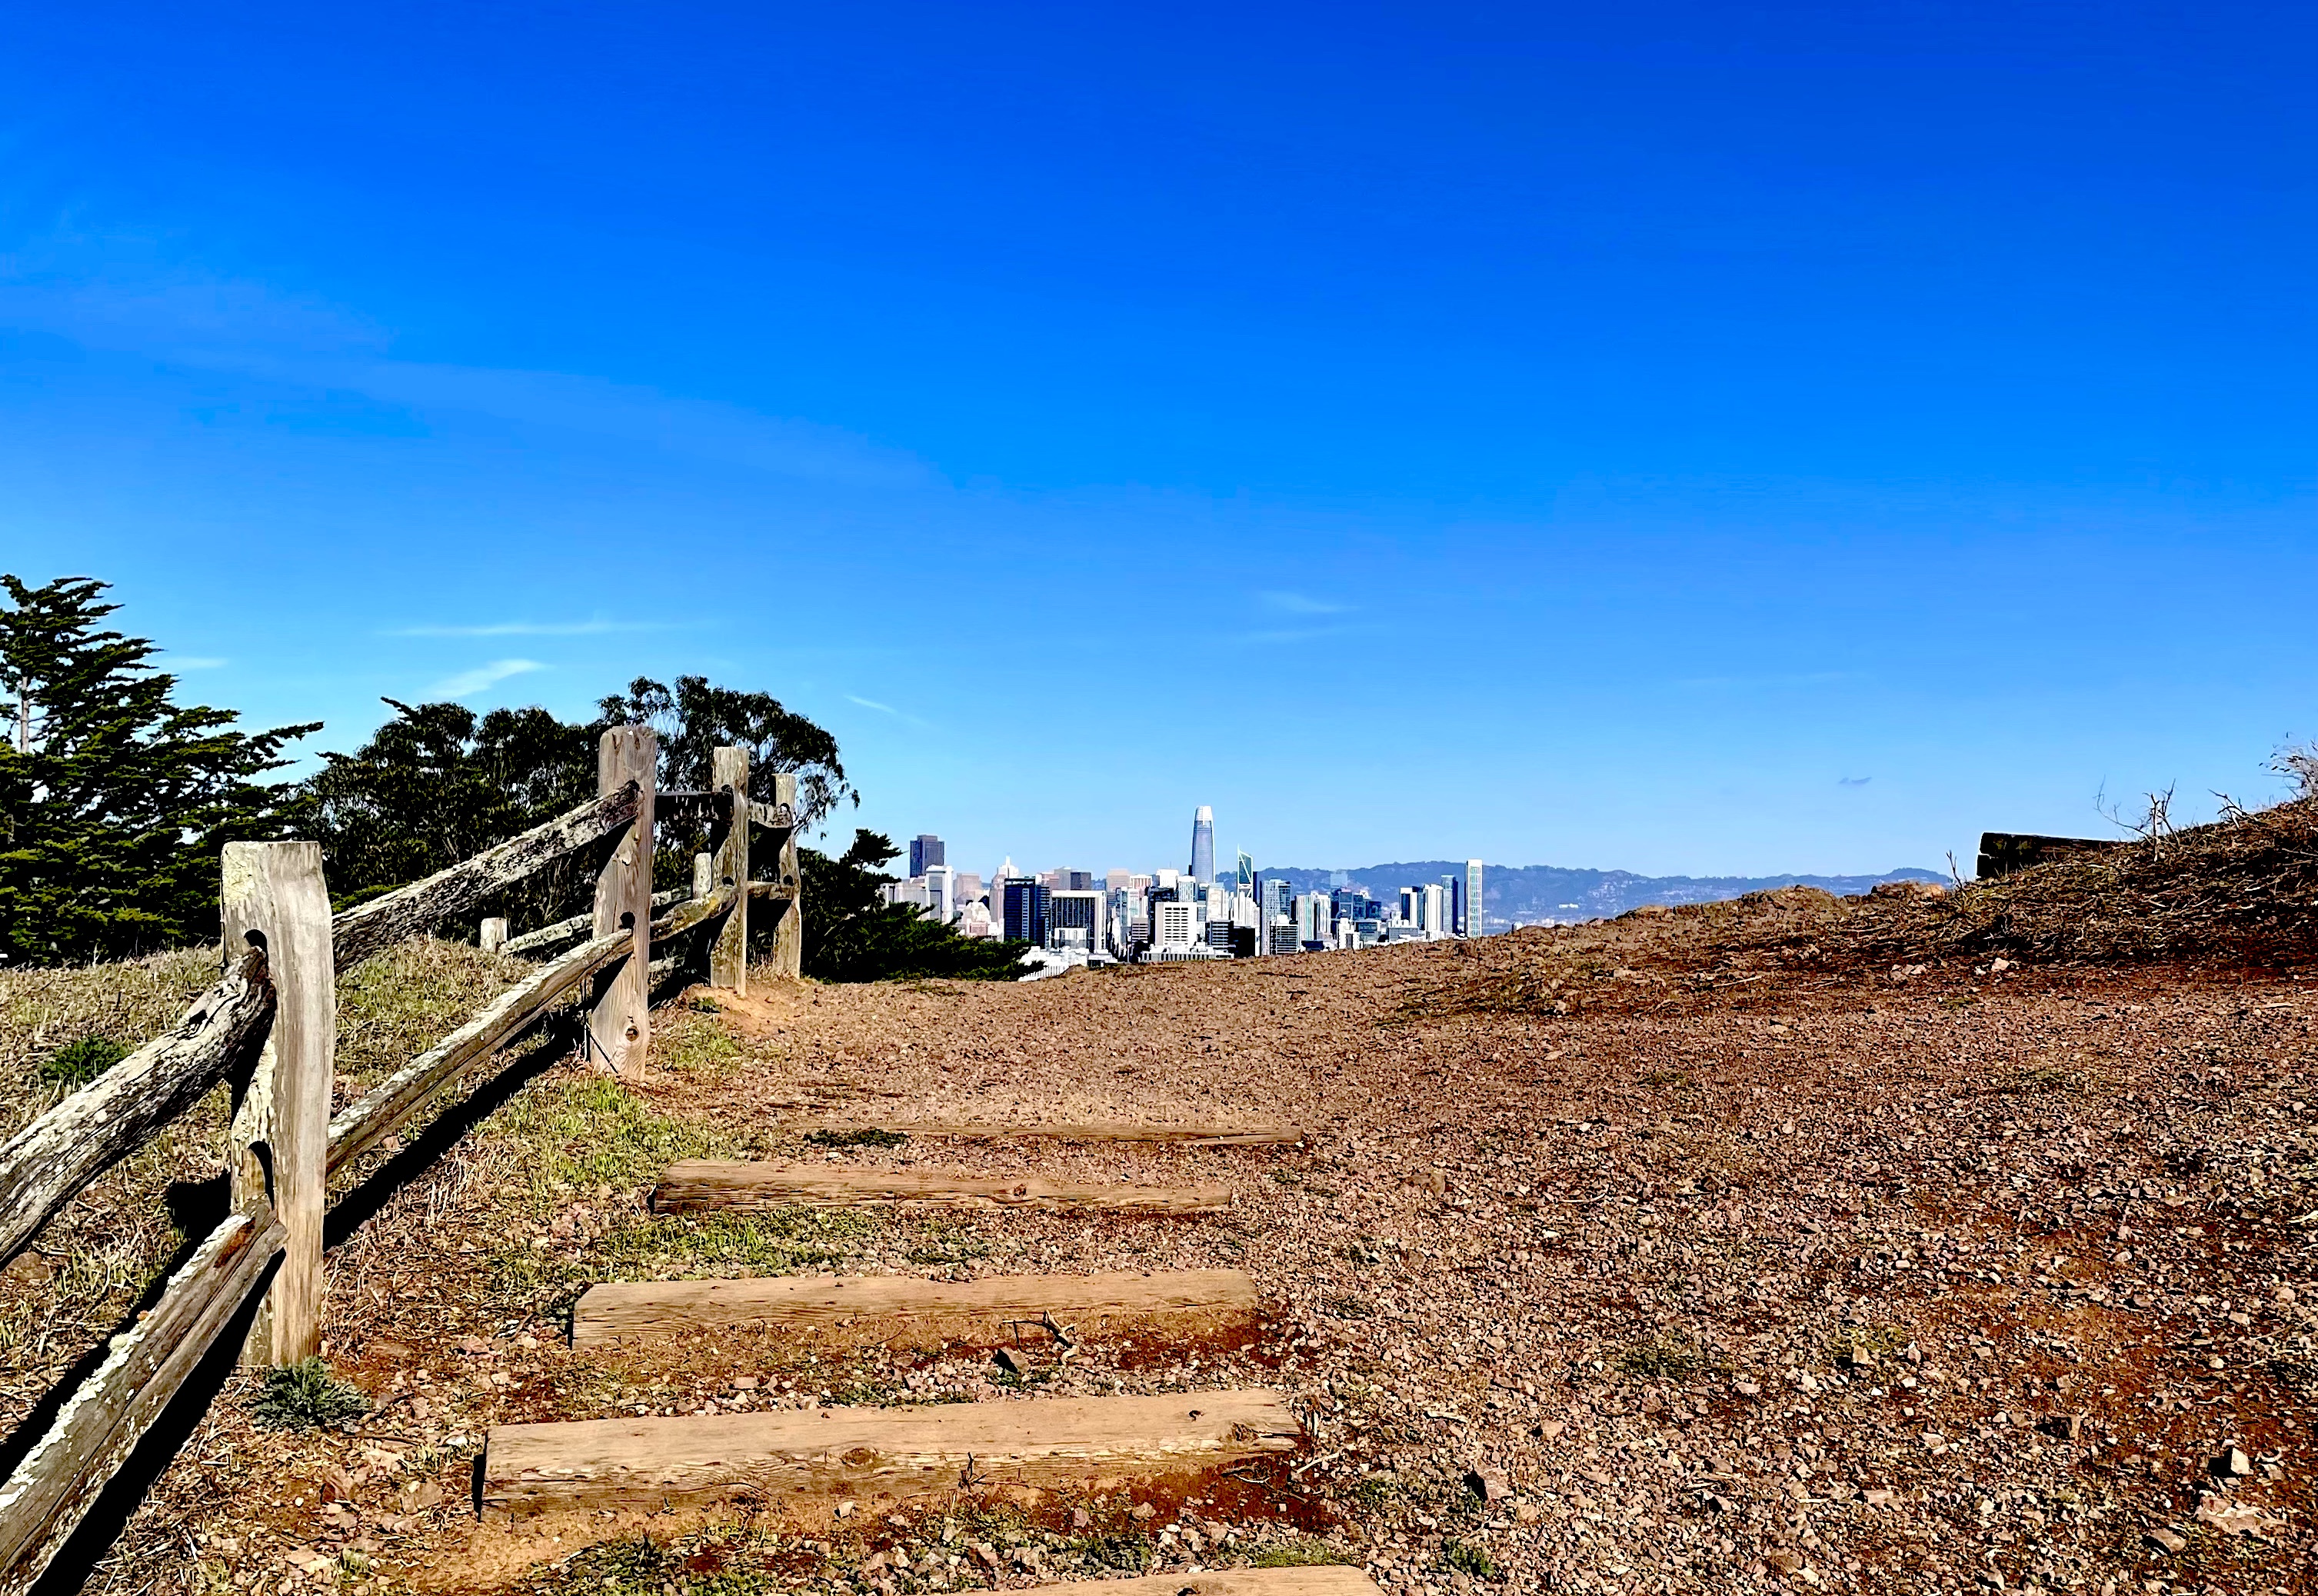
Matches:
[3,1,2311,881]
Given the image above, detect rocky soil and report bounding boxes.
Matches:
[27,905,2318,1596]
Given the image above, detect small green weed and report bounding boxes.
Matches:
[804,1127,908,1149]
[1077,1533,1151,1572]
[1251,1540,1351,1568]
[39,1035,132,1087]
[1352,1474,1404,1511]
[252,1358,371,1431]
[1444,1538,1499,1579]
[1616,1334,1700,1381]
[1992,1064,2076,1094]
[1640,1068,1692,1088]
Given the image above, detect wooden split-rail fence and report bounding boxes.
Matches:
[0,728,797,1596]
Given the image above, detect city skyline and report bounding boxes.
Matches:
[885,808,1498,964]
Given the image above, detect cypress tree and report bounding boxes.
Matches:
[0,575,318,965]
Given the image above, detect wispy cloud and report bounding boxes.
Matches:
[384,620,658,638]
[1229,625,1352,647]
[1672,670,1857,691]
[170,656,228,670]
[1838,775,1873,787]
[428,659,546,698]
[844,693,932,729]
[0,242,936,487]
[1259,591,1352,615]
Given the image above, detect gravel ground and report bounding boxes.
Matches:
[42,911,2318,1596]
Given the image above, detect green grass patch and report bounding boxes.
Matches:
[38,1035,132,1087]
[658,1016,742,1078]
[486,1077,734,1210]
[251,1358,371,1432]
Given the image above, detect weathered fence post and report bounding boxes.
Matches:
[221,841,333,1365]
[771,771,802,979]
[479,916,508,954]
[590,726,656,1074]
[711,745,750,993]
[690,854,713,901]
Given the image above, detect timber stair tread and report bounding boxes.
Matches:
[571,1267,1260,1347]
[481,1388,1300,1515]
[1012,1572,1380,1594]
[652,1160,1231,1214]
[798,1119,1302,1147]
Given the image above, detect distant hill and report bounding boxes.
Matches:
[1254,860,1947,929]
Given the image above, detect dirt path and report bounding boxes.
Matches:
[61,921,2318,1596]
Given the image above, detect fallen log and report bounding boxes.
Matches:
[652,1162,1232,1216]
[331,781,640,971]
[570,1268,1260,1348]
[0,1204,285,1595]
[481,1389,1300,1516]
[0,951,273,1269]
[327,930,628,1173]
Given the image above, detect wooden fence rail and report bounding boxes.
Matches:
[0,951,275,1271]
[0,727,801,1594]
[329,781,641,972]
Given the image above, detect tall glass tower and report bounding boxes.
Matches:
[1464,858,1485,937]
[1189,805,1215,883]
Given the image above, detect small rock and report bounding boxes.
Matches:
[992,1348,1024,1377]
[1130,1501,1157,1521]
[1464,1469,1512,1504]
[1071,1508,1092,1529]
[2213,1445,2252,1478]
[1763,1548,1804,1575]
[2145,1527,2186,1554]
[2196,1496,2284,1537]
[1539,1420,1567,1440]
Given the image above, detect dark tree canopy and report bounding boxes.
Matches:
[302,699,598,910]
[0,575,317,965]
[597,675,853,830]
[799,828,1029,982]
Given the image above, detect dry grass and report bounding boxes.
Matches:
[0,935,529,1451]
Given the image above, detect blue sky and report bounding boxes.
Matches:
[2,0,2311,881]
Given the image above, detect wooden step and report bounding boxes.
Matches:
[653,1161,1231,1215]
[1017,1571,1379,1595]
[804,1120,1303,1147]
[481,1389,1300,1516]
[572,1268,1261,1348]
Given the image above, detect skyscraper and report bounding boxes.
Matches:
[1464,859,1485,938]
[1002,879,1050,945]
[910,835,945,877]
[1235,851,1254,890]
[1189,806,1215,883]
